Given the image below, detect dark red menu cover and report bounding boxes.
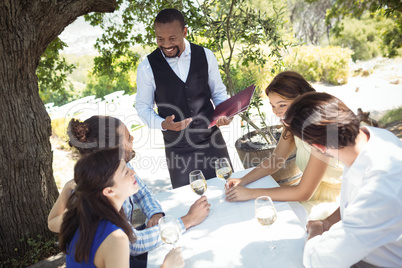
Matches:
[209,84,256,128]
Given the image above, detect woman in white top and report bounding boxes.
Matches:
[225,71,342,207]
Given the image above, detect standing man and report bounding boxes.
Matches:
[136,8,232,188]
[283,92,402,267]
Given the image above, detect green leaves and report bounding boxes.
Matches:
[82,0,288,98]
[37,38,75,105]
[321,0,402,57]
[196,0,288,97]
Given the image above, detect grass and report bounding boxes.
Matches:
[379,107,402,126]
[0,235,59,268]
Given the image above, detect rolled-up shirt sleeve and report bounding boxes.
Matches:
[204,48,228,107]
[130,217,186,256]
[135,58,165,130]
[304,187,402,267]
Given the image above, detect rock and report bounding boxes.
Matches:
[28,252,66,268]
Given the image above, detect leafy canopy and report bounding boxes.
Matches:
[37,38,75,105]
[306,0,402,57]
[84,0,288,95]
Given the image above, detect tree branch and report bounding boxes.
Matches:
[33,0,118,58]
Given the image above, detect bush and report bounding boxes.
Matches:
[379,107,402,126]
[285,46,352,85]
[83,72,134,100]
[0,234,59,268]
[51,117,70,142]
[332,15,384,61]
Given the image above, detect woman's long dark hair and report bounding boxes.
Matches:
[265,71,315,99]
[265,71,316,139]
[59,148,136,263]
[67,116,135,162]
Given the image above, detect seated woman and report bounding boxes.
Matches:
[48,116,209,266]
[59,147,183,267]
[225,71,343,215]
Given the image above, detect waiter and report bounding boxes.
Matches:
[136,8,232,188]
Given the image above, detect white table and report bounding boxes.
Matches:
[147,168,307,267]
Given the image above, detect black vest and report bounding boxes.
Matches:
[148,43,215,147]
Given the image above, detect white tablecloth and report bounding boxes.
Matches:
[147,168,307,267]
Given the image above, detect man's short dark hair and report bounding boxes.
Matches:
[154,8,185,29]
[283,92,360,149]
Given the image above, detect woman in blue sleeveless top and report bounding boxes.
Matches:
[58,148,183,267]
[59,148,139,267]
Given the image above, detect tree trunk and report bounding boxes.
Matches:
[0,0,117,260]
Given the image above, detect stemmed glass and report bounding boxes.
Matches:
[255,196,281,255]
[189,170,212,214]
[158,215,181,249]
[215,158,233,183]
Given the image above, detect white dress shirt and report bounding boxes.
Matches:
[135,39,228,130]
[304,127,402,268]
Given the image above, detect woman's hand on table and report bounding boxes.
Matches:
[225,185,253,202]
[161,247,184,268]
[181,196,210,229]
[226,178,242,188]
[147,213,164,228]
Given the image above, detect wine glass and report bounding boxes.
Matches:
[189,170,212,214]
[255,196,281,255]
[215,158,233,183]
[189,170,208,196]
[158,215,181,249]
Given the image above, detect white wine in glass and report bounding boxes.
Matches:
[215,158,232,182]
[255,196,281,255]
[191,179,207,195]
[189,170,207,196]
[256,206,277,226]
[158,215,181,248]
[189,170,212,214]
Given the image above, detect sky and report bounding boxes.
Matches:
[59,16,103,56]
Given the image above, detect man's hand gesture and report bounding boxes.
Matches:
[162,115,192,131]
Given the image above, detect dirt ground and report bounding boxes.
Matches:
[385,120,402,139]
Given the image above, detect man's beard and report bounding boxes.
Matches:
[161,46,180,58]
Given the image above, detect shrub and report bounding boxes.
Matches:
[332,15,383,61]
[83,73,134,100]
[51,117,70,142]
[0,234,59,268]
[379,107,402,126]
[285,46,352,85]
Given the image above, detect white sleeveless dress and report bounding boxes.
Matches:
[294,136,343,202]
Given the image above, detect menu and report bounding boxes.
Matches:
[209,84,256,128]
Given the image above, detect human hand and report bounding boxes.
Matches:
[306,220,330,240]
[64,179,76,193]
[161,247,184,268]
[225,178,242,189]
[162,115,192,131]
[147,213,164,228]
[225,185,253,202]
[181,196,210,229]
[215,116,233,128]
